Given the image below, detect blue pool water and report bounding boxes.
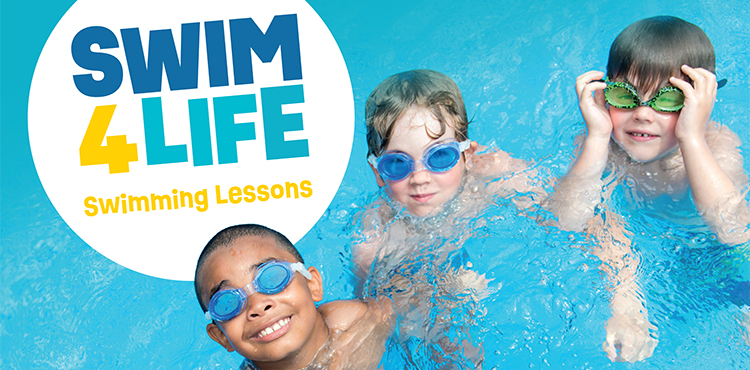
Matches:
[2,0,749,368]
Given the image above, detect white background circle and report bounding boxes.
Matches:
[28,0,353,281]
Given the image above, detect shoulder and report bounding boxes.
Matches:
[704,121,748,186]
[318,298,393,332]
[318,300,369,331]
[466,145,528,177]
[705,122,742,150]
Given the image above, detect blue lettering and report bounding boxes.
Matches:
[71,26,123,97]
[142,97,188,165]
[121,23,200,94]
[261,85,308,160]
[188,98,213,166]
[229,14,302,85]
[213,94,257,164]
[205,20,229,88]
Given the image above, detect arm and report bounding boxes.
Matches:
[670,66,750,244]
[467,145,548,210]
[544,71,614,231]
[587,209,658,363]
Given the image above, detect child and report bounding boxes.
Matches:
[546,16,750,362]
[356,69,543,275]
[194,224,393,370]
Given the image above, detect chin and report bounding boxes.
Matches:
[616,141,676,164]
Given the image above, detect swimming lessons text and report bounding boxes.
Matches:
[83,180,312,216]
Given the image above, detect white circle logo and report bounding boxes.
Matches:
[29,0,353,280]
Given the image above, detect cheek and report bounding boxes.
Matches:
[660,113,679,133]
[385,180,409,200]
[608,108,628,130]
[437,163,464,192]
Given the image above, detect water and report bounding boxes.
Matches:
[2,0,749,368]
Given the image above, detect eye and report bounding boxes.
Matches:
[257,264,290,290]
[428,147,459,169]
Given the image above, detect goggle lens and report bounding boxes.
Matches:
[256,263,292,293]
[206,260,309,322]
[371,140,468,181]
[379,153,413,181]
[213,291,244,317]
[604,82,684,112]
[426,146,460,171]
[652,89,684,111]
[605,86,638,108]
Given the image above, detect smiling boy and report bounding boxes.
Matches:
[194,224,393,370]
[545,16,750,362]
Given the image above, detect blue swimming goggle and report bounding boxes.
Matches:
[368,139,471,182]
[206,260,312,322]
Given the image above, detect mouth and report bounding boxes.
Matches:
[410,193,435,203]
[627,131,658,141]
[252,316,292,341]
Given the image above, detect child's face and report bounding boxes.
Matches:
[609,82,680,162]
[199,237,326,365]
[374,106,466,217]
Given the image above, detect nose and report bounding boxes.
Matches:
[632,105,655,123]
[244,294,275,319]
[409,164,431,185]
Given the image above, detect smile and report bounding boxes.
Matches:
[411,193,435,203]
[255,317,291,339]
[627,131,658,142]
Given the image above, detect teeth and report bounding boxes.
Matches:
[256,317,290,338]
[631,132,651,137]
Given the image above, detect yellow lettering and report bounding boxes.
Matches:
[215,185,228,204]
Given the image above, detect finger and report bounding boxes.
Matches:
[578,80,607,104]
[679,65,716,90]
[576,71,606,97]
[669,76,695,96]
[593,88,606,107]
[603,330,620,362]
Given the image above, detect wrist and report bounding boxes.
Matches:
[583,134,611,151]
[676,134,707,150]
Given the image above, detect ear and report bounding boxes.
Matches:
[305,266,324,302]
[463,141,479,161]
[467,141,478,155]
[206,323,234,353]
[369,162,387,187]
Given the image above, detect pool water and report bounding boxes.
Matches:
[2,0,749,369]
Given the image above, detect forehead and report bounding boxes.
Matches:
[199,236,295,291]
[391,106,456,140]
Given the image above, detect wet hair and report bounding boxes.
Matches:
[365,69,469,158]
[193,224,304,312]
[607,16,715,95]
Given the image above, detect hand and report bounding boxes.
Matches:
[670,65,717,143]
[602,309,658,362]
[576,71,612,140]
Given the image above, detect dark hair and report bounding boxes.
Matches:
[193,224,304,312]
[365,69,469,158]
[607,16,715,94]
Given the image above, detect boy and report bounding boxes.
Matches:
[546,16,749,362]
[194,224,393,370]
[357,69,544,274]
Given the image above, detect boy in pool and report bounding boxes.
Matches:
[194,224,393,370]
[356,69,544,274]
[353,69,533,368]
[546,16,750,362]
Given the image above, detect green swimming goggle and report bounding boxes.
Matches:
[602,78,727,113]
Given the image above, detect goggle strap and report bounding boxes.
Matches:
[290,262,312,279]
[205,311,212,321]
[458,140,471,152]
[367,154,378,167]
